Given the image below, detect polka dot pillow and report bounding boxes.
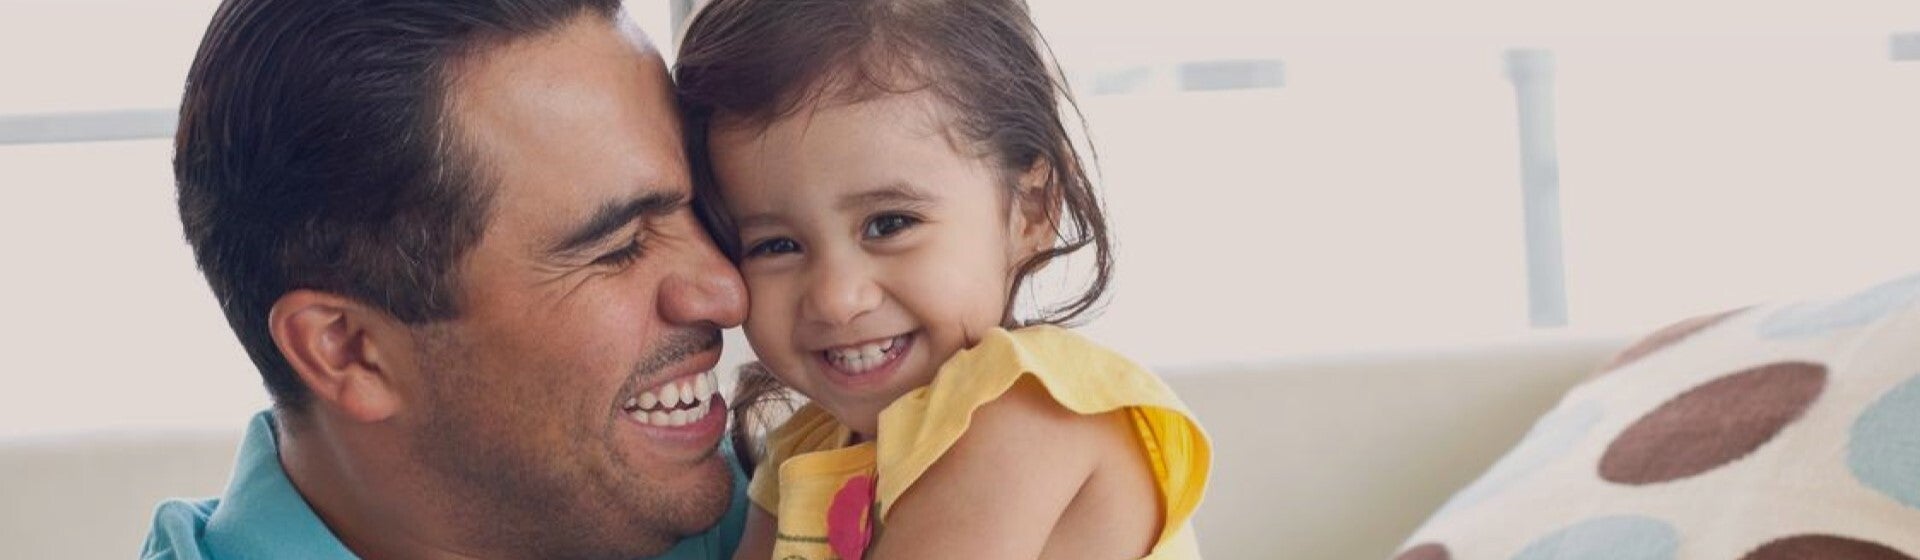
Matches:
[1397,273,1920,560]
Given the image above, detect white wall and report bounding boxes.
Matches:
[5,0,1920,436]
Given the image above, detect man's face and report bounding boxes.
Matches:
[404,16,746,557]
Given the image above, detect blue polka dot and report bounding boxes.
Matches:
[1849,372,1920,511]
[1511,516,1678,560]
[1759,273,1920,339]
[1431,400,1603,518]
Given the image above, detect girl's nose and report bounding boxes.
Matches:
[803,260,882,327]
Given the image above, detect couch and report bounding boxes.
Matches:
[0,332,1630,559]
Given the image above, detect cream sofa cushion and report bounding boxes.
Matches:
[1165,334,1625,559]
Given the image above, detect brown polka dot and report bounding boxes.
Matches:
[1740,534,1915,560]
[1600,361,1826,485]
[1394,543,1451,560]
[1591,307,1746,378]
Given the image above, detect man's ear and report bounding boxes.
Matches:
[268,290,413,423]
[1007,159,1062,262]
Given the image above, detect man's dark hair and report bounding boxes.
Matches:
[175,0,622,411]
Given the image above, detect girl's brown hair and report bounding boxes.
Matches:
[674,0,1113,469]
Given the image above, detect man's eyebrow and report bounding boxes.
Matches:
[548,191,688,256]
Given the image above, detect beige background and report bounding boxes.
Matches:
[4,0,1920,437]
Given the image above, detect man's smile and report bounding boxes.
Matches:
[624,369,722,427]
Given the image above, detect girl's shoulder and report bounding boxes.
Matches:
[873,325,1211,522]
[912,324,1191,417]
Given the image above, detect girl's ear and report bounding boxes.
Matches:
[1007,159,1061,262]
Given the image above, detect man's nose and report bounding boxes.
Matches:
[659,234,748,329]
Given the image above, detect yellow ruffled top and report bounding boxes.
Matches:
[748,326,1211,559]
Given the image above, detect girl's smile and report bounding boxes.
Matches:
[816,332,914,380]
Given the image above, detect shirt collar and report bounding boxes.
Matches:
[203,410,359,559]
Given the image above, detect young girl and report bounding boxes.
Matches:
[675,1,1211,558]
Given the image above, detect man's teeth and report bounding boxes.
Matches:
[637,406,710,428]
[627,370,720,427]
[826,336,901,373]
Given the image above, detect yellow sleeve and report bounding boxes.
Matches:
[745,458,778,513]
[746,403,852,512]
[871,326,1213,540]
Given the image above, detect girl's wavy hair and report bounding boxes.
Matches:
[674,0,1112,471]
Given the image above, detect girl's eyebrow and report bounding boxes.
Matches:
[734,181,936,231]
[839,181,935,212]
[732,208,784,231]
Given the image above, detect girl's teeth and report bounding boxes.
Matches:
[828,336,903,370]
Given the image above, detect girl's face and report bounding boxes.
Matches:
[709,91,1052,439]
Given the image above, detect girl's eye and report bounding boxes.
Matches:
[863,213,921,239]
[744,237,801,258]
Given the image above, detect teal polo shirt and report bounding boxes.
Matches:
[142,411,747,559]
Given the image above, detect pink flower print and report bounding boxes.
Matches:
[827,474,876,560]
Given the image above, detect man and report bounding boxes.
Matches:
[144,0,750,558]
